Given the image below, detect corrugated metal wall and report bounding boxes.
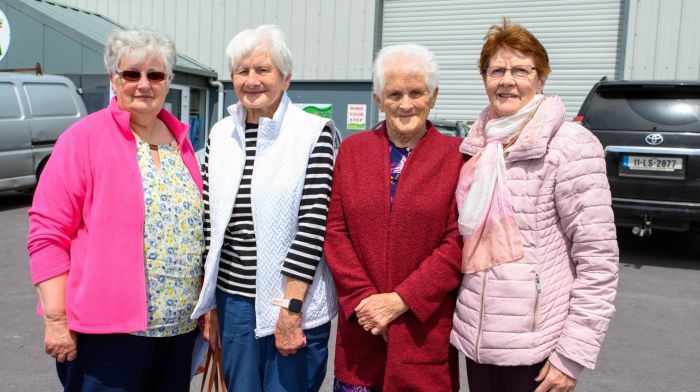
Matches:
[52,0,376,81]
[382,0,625,121]
[624,0,700,80]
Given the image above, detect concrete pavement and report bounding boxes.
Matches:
[2,191,699,391]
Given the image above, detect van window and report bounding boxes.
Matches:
[24,83,79,117]
[0,83,22,119]
[585,85,700,132]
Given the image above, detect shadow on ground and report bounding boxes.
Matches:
[617,227,700,270]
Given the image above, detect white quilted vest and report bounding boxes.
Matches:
[192,93,339,337]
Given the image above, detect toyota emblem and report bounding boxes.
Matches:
[645,133,664,145]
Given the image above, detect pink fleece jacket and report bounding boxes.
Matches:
[27,97,203,334]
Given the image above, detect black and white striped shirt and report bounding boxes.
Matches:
[202,124,334,298]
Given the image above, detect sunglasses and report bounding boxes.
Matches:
[118,70,167,82]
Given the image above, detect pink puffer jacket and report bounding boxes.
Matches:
[450,96,619,379]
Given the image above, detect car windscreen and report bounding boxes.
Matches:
[434,125,456,136]
[584,85,700,132]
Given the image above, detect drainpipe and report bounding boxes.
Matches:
[209,78,224,122]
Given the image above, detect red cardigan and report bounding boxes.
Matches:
[325,123,465,391]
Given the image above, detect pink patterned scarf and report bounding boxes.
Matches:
[456,95,544,273]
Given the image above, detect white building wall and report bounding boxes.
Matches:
[52,0,376,81]
[624,0,700,80]
[382,0,625,121]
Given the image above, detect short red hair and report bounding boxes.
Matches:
[479,17,551,78]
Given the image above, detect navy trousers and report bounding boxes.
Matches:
[56,328,198,392]
[216,289,331,392]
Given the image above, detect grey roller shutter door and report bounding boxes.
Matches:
[381,0,624,121]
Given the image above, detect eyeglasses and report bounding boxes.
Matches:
[118,70,167,82]
[485,65,537,80]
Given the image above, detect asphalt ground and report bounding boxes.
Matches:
[2,190,699,391]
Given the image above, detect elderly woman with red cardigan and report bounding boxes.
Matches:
[324,43,465,392]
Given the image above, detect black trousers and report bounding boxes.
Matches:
[56,328,198,392]
[466,357,546,392]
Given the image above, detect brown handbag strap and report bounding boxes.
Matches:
[208,351,218,392]
[216,349,227,392]
[202,347,227,392]
[200,348,214,392]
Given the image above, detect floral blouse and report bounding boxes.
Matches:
[133,140,204,337]
[389,141,411,207]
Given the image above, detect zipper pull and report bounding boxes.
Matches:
[535,274,542,293]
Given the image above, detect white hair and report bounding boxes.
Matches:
[104,28,176,79]
[372,43,439,100]
[225,25,293,78]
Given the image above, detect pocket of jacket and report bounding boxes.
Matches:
[531,273,541,332]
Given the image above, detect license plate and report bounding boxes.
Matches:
[622,155,683,171]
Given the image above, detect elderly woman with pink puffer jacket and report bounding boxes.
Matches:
[450,18,619,392]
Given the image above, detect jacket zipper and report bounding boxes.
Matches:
[475,272,489,362]
[531,273,541,332]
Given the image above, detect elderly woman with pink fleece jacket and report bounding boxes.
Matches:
[28,29,203,391]
[450,19,619,392]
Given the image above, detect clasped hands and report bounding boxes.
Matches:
[355,292,408,340]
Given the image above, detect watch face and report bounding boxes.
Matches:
[288,299,303,313]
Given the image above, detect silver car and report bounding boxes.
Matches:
[0,73,87,191]
[372,119,468,138]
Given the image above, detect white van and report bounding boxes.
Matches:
[0,73,87,191]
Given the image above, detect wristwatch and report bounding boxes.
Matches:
[271,297,303,313]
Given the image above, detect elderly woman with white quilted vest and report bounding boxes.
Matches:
[192,25,338,391]
[450,19,619,392]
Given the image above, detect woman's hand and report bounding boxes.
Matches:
[43,317,77,363]
[36,274,76,362]
[274,278,309,356]
[274,309,307,356]
[534,361,577,392]
[203,309,221,350]
[355,292,408,336]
